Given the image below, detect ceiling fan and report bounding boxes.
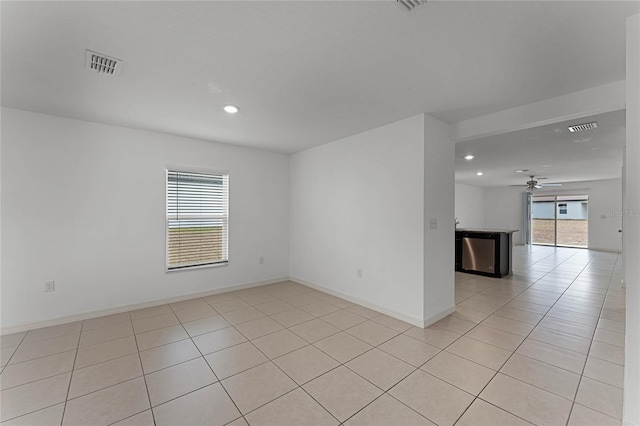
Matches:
[511,175,562,192]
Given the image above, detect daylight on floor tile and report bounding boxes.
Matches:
[0,246,626,425]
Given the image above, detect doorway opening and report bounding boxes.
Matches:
[530,194,588,248]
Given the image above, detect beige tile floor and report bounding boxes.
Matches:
[0,246,625,425]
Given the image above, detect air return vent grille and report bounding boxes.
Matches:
[568,122,598,133]
[85,50,122,76]
[397,0,427,11]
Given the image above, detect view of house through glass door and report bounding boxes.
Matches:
[531,194,588,248]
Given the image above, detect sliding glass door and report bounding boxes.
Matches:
[556,195,589,247]
[530,194,588,248]
[531,195,556,245]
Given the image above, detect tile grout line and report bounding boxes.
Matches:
[3,333,80,366]
[178,310,246,426]
[59,316,84,426]
[565,255,619,425]
[203,295,410,424]
[0,375,74,424]
[2,253,625,425]
[450,247,599,425]
[12,285,361,424]
[237,325,343,424]
[0,350,79,391]
[511,251,622,423]
[263,322,419,425]
[1,329,35,373]
[337,333,439,425]
[129,309,158,426]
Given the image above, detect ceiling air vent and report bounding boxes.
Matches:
[85,50,122,76]
[567,122,597,133]
[397,0,427,11]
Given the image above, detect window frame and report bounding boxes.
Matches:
[165,166,229,272]
[558,203,568,215]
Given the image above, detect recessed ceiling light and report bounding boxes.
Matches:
[464,155,474,160]
[476,172,484,176]
[515,169,529,173]
[223,105,239,114]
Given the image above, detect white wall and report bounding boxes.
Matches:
[483,179,622,250]
[483,186,527,244]
[423,115,455,324]
[624,13,640,426]
[289,115,426,324]
[577,179,623,251]
[1,108,290,331]
[455,183,485,229]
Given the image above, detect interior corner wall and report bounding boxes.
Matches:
[483,179,622,250]
[577,179,623,252]
[0,108,290,331]
[623,13,640,426]
[289,115,426,324]
[423,114,455,325]
[455,183,485,229]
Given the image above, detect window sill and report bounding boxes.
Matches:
[166,261,229,273]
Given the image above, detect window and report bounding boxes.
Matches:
[167,169,229,270]
[558,203,567,215]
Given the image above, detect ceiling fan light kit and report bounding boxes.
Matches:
[511,175,562,192]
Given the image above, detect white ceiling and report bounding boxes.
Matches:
[1,1,637,154]
[455,109,626,187]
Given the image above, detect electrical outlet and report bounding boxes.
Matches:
[45,281,55,292]
[357,268,363,278]
[259,256,264,264]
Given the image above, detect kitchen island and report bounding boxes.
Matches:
[455,228,519,278]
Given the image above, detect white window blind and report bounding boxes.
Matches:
[167,170,229,270]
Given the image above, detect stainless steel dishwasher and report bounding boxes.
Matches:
[462,236,495,274]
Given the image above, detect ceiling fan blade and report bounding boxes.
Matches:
[514,175,558,189]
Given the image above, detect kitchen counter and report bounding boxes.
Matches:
[455,229,518,278]
[456,228,519,234]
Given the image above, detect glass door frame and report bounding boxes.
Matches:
[528,193,589,248]
[529,194,558,246]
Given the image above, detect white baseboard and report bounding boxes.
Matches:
[3,275,456,334]
[422,305,457,328]
[1,277,289,335]
[588,247,622,253]
[290,276,428,328]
